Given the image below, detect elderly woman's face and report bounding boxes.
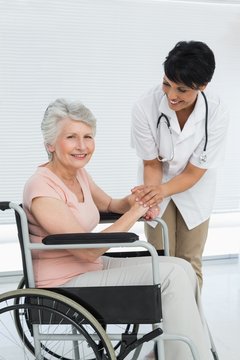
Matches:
[48,117,95,170]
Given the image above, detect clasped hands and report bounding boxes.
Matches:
[130,184,165,220]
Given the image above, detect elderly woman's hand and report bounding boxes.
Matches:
[126,192,150,218]
[143,206,160,220]
[127,193,159,220]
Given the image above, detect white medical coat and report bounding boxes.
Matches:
[131,85,229,229]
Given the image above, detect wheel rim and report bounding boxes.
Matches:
[0,289,116,360]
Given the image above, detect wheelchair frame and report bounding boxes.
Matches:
[0,201,208,359]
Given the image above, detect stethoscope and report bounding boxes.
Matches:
[156,91,208,164]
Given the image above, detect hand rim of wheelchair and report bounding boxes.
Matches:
[0,288,116,360]
[14,277,140,360]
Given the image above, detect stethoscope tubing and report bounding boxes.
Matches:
[201,91,208,152]
[157,91,208,163]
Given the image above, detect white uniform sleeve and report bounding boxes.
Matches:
[131,102,159,160]
[190,103,229,169]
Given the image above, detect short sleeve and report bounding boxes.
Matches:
[23,174,64,211]
[131,103,159,160]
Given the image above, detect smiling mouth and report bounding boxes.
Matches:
[71,154,87,159]
[169,99,181,105]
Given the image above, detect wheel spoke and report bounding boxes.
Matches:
[0,289,116,360]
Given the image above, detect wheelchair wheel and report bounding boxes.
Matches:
[15,279,141,359]
[0,288,116,360]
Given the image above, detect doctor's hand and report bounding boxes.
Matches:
[131,185,165,208]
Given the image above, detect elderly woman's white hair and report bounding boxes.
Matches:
[41,98,97,160]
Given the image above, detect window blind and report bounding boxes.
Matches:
[0,0,240,223]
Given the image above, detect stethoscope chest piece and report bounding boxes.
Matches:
[199,151,207,164]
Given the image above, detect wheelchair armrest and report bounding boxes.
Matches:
[41,234,161,284]
[0,201,11,211]
[99,212,122,222]
[99,212,144,223]
[42,232,139,245]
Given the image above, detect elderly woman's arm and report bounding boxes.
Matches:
[31,194,149,262]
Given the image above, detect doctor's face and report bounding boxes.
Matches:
[162,76,205,113]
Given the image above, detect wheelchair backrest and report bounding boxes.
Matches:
[14,205,30,287]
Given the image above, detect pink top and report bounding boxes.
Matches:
[23,166,102,287]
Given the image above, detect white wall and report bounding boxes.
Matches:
[0,0,240,224]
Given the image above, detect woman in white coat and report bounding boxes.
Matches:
[131,41,229,288]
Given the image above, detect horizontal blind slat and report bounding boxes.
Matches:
[0,0,239,223]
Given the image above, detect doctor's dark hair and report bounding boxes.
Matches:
[41,98,97,160]
[163,41,215,89]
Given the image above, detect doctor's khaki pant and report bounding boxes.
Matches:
[145,200,210,288]
[62,256,212,360]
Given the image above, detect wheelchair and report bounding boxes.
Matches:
[0,201,218,360]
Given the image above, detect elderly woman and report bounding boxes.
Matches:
[23,98,212,360]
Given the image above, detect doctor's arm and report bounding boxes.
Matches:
[132,162,207,207]
[143,159,163,186]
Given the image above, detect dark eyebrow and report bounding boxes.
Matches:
[163,78,189,90]
[177,85,189,91]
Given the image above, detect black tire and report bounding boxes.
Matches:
[0,288,116,360]
[14,279,141,360]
